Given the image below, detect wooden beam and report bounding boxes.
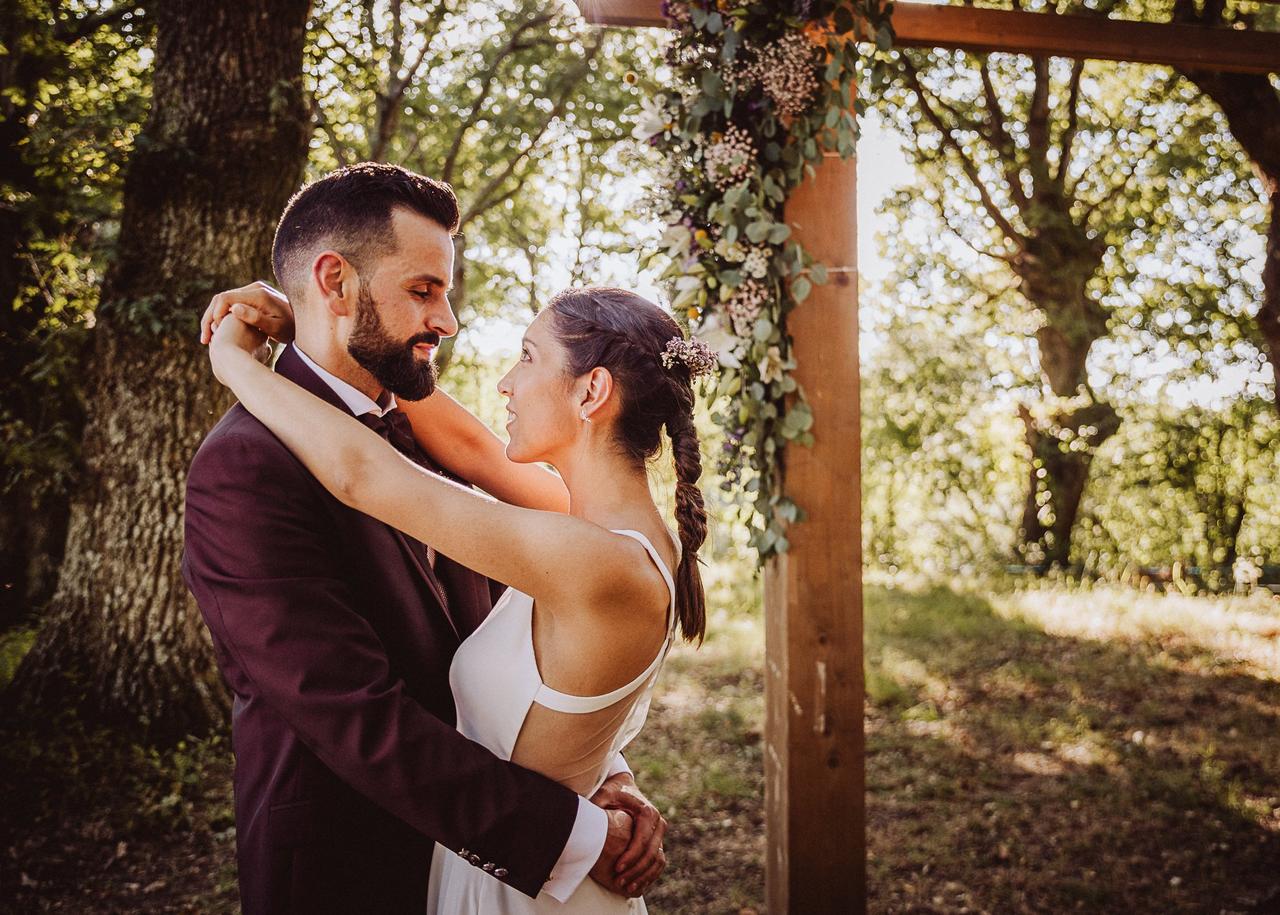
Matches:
[891,3,1280,75]
[764,154,865,914]
[575,0,666,28]
[572,0,1280,74]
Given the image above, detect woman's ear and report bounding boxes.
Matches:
[580,367,615,421]
[312,251,355,317]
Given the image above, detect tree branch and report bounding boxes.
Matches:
[978,55,1030,211]
[441,12,557,183]
[459,34,603,227]
[53,2,143,43]
[1054,59,1085,190]
[903,56,1027,246]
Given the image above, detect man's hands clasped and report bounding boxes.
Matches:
[589,772,668,898]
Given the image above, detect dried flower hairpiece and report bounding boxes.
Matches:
[660,336,718,378]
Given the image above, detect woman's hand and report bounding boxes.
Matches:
[200,281,295,345]
[208,307,272,386]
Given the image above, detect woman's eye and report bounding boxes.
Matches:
[520,348,531,361]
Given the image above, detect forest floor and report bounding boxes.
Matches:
[3,575,1280,913]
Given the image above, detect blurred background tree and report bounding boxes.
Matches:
[0,1,150,630]
[877,43,1266,569]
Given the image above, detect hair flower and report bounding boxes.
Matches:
[661,336,718,378]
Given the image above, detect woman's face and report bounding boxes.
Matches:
[496,310,582,464]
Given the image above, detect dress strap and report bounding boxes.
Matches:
[530,528,678,715]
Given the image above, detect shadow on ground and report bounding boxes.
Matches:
[863,583,1280,914]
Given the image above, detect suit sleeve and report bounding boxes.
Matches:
[182,428,579,898]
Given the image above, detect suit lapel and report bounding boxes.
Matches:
[274,345,462,641]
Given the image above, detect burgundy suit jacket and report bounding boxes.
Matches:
[181,346,578,914]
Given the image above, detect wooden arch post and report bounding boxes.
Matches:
[765,154,864,913]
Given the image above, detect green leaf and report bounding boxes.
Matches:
[792,276,812,302]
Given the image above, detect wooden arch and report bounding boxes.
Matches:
[574,2,1280,911]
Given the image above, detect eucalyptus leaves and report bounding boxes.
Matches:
[637,1,892,559]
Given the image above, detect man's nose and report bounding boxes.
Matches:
[428,296,459,338]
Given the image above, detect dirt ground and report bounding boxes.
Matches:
[3,579,1279,913]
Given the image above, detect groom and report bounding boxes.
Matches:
[182,163,662,914]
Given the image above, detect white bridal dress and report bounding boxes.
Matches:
[426,529,678,915]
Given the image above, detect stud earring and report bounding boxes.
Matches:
[580,410,592,424]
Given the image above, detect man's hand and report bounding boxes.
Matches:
[589,772,668,897]
[588,808,635,896]
[200,281,295,345]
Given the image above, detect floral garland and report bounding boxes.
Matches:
[636,1,894,560]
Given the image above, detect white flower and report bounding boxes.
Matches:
[742,245,770,279]
[759,345,785,384]
[632,95,673,142]
[715,238,747,263]
[696,310,743,369]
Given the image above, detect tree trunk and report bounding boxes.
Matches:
[1011,242,1116,568]
[1018,401,1121,569]
[6,0,312,740]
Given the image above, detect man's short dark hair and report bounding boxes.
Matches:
[271,162,460,297]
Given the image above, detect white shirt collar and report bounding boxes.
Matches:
[291,344,397,418]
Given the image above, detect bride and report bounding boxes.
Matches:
[205,284,715,913]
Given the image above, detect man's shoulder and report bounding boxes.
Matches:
[197,404,281,458]
[190,403,306,483]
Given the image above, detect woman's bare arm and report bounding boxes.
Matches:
[397,391,569,513]
[208,317,641,606]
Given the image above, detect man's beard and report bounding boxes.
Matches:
[346,283,440,400]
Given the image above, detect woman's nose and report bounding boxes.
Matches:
[496,369,513,396]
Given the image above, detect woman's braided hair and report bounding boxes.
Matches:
[548,287,707,643]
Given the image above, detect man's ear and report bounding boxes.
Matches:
[312,251,355,317]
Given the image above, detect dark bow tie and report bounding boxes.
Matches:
[360,409,421,459]
[359,409,436,567]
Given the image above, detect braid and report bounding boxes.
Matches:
[667,381,708,643]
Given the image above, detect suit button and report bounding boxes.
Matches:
[495,868,508,878]
[457,848,470,859]
[469,853,482,866]
[482,862,495,872]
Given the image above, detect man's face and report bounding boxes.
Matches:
[345,208,458,400]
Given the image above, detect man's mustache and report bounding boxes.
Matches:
[406,332,441,348]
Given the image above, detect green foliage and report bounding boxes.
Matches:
[643,1,893,561]
[1077,398,1280,579]
[305,0,662,348]
[1,1,152,504]
[861,303,1026,573]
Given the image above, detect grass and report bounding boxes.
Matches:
[3,574,1279,913]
